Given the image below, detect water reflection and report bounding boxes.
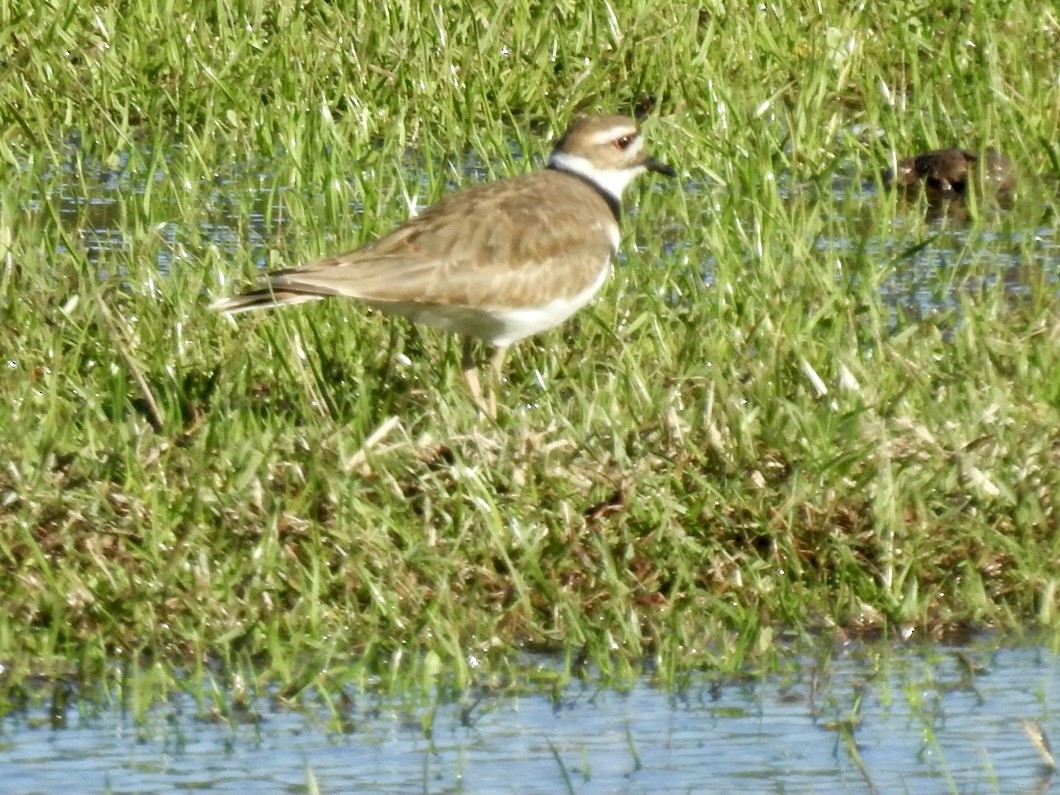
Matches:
[20,140,1060,314]
[2,641,1059,794]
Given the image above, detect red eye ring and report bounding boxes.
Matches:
[614,134,635,150]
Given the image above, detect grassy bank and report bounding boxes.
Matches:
[0,0,1058,702]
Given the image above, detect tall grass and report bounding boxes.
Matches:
[0,0,1057,703]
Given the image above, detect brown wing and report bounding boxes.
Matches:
[267,169,617,310]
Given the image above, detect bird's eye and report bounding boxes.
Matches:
[614,134,635,150]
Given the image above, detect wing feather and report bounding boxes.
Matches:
[267,170,617,310]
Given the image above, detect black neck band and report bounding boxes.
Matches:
[547,164,622,223]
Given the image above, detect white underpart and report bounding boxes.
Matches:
[548,150,646,203]
[372,258,612,347]
[483,258,612,346]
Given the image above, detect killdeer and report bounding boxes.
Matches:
[885,148,1016,198]
[210,114,674,414]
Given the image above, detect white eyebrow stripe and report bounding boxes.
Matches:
[591,127,640,146]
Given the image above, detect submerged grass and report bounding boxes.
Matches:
[0,0,1059,705]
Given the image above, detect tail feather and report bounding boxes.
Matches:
[209,288,326,315]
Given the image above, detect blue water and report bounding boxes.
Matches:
[2,641,1059,794]
[25,139,1060,316]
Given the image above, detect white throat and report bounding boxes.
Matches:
[548,151,644,202]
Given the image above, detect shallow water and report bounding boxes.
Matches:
[24,139,1060,309]
[2,640,1060,794]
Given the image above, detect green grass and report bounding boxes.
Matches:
[0,0,1059,707]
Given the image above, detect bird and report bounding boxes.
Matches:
[885,148,1015,199]
[210,114,675,415]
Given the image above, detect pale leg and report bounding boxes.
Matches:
[487,345,508,418]
[461,337,488,415]
[462,339,507,418]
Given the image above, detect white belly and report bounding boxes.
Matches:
[371,259,611,346]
